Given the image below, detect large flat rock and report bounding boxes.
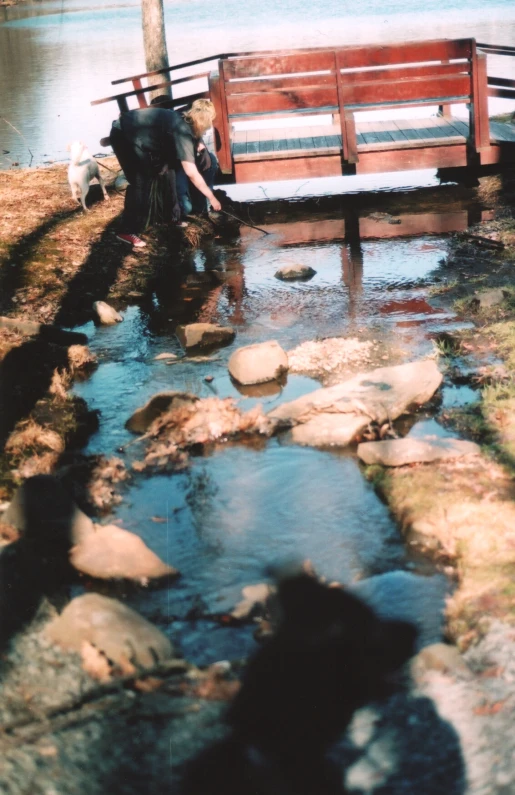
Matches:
[357,437,481,466]
[268,360,443,447]
[46,593,173,668]
[70,524,179,584]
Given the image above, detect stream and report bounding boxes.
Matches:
[69,188,485,664]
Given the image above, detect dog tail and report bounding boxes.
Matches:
[69,142,86,166]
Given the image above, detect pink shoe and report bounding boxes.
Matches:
[116,233,147,248]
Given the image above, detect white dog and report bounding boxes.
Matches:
[67,141,109,211]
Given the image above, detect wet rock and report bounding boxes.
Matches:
[4,475,94,546]
[176,323,235,351]
[70,523,179,584]
[357,437,481,466]
[137,397,278,470]
[126,391,198,434]
[93,300,123,325]
[228,340,289,385]
[46,593,173,668]
[411,642,473,680]
[154,352,178,361]
[231,583,272,620]
[268,359,442,447]
[274,264,316,281]
[472,288,508,309]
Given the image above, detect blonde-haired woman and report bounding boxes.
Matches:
[176,98,220,221]
[110,97,221,248]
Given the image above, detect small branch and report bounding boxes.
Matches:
[220,209,269,235]
[0,117,34,163]
[0,658,189,741]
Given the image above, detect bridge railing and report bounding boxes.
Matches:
[478,43,515,103]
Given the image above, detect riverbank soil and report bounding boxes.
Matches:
[2,160,515,792]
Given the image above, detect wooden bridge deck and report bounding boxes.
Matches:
[229,117,515,182]
[232,118,515,158]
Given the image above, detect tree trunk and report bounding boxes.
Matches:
[141,0,171,100]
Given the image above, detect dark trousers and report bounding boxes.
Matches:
[110,124,180,233]
[176,151,218,217]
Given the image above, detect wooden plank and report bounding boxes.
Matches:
[470,48,491,152]
[225,73,337,94]
[480,143,515,166]
[336,39,473,69]
[300,133,315,149]
[446,118,470,137]
[355,143,469,173]
[490,121,515,143]
[488,87,515,100]
[357,135,465,153]
[226,86,338,115]
[209,69,232,174]
[133,79,148,109]
[338,74,471,106]
[234,153,344,182]
[224,51,335,79]
[340,61,469,84]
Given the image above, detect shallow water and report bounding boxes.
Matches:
[71,192,485,662]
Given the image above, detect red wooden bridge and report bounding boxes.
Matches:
[92,38,515,184]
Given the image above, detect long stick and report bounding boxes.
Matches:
[220,209,270,235]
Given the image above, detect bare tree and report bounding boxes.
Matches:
[141,0,172,99]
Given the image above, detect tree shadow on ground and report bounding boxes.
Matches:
[0,207,79,315]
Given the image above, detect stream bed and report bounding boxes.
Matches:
[70,188,485,664]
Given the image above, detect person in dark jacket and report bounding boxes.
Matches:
[110,99,221,248]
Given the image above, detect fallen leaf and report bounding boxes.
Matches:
[473,700,506,716]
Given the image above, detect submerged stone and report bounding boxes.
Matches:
[126,391,198,433]
[46,593,173,668]
[274,264,316,281]
[228,340,289,385]
[268,359,443,447]
[176,323,235,351]
[357,437,481,466]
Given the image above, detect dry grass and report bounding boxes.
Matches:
[12,452,61,479]
[373,455,515,650]
[5,419,65,455]
[134,397,278,471]
[67,345,97,374]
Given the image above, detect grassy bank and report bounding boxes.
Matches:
[367,198,515,648]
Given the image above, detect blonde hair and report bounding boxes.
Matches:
[183,99,216,138]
